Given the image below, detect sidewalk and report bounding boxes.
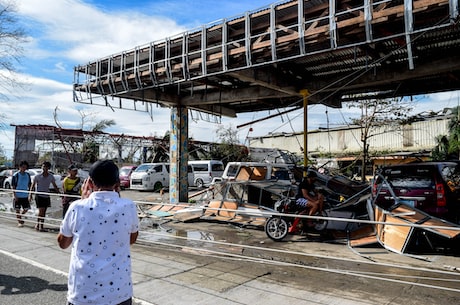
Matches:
[1,213,459,305]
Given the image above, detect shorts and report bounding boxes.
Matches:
[14,197,30,210]
[295,198,309,208]
[35,195,51,208]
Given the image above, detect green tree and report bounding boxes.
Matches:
[0,143,8,165]
[432,106,460,160]
[210,125,248,163]
[446,106,460,158]
[348,97,414,181]
[431,135,450,161]
[83,119,116,163]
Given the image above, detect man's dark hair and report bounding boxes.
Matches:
[306,171,317,178]
[89,160,119,187]
[42,161,51,168]
[19,160,29,168]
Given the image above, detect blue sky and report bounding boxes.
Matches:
[1,0,459,159]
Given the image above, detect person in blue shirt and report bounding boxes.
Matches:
[12,160,32,227]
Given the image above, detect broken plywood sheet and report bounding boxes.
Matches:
[348,225,378,247]
[174,207,204,222]
[146,203,190,218]
[374,203,460,254]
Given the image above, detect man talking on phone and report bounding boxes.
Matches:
[57,160,139,305]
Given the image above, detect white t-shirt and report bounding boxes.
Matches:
[60,191,139,305]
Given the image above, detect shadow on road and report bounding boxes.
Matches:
[0,274,67,295]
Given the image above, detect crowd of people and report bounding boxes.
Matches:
[11,161,81,230]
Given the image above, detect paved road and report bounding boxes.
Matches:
[0,252,67,304]
[0,189,459,304]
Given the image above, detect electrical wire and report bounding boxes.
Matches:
[237,14,454,135]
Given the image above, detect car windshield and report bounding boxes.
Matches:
[226,165,239,178]
[120,168,132,175]
[384,167,434,189]
[135,164,153,172]
[211,164,224,171]
[388,176,433,188]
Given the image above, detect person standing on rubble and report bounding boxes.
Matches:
[57,160,139,305]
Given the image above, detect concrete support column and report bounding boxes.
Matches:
[169,106,189,203]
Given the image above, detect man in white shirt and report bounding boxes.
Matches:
[57,160,139,305]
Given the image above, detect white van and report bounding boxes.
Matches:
[220,162,296,184]
[189,160,224,188]
[130,163,170,191]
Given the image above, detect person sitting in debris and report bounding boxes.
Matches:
[292,171,324,228]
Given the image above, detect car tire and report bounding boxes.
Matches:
[4,181,11,189]
[195,178,204,188]
[153,182,163,193]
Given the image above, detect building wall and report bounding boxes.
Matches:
[248,116,450,157]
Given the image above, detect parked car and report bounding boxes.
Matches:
[372,162,460,224]
[0,169,14,189]
[119,165,137,189]
[189,160,224,188]
[3,168,63,192]
[130,163,169,192]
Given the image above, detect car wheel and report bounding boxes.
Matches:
[196,178,204,188]
[265,217,289,241]
[314,211,328,231]
[4,181,11,189]
[153,182,163,192]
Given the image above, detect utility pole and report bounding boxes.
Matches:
[300,89,309,175]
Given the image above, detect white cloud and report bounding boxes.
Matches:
[2,0,459,161]
[17,0,187,62]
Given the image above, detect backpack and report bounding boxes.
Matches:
[12,171,32,189]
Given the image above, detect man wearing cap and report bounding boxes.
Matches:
[61,164,82,218]
[57,160,139,305]
[290,170,324,233]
